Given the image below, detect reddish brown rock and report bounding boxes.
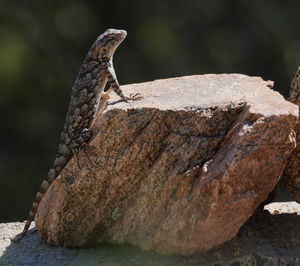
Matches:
[284,66,300,203]
[35,74,298,255]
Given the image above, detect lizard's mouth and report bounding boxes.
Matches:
[100,29,127,43]
[109,29,127,43]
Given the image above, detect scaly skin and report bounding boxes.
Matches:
[14,29,141,242]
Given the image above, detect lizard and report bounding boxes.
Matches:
[13,28,142,242]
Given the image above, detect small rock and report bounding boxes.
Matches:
[35,74,298,255]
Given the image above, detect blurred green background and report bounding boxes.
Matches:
[0,0,299,222]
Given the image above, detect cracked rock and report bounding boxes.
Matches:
[35,74,298,255]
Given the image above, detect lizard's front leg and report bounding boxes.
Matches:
[105,62,143,102]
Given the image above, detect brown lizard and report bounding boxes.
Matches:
[13,28,141,242]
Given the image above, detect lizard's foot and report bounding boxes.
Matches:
[73,128,99,168]
[82,147,98,165]
[123,93,143,102]
[72,128,93,169]
[76,145,98,168]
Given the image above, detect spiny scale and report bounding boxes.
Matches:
[14,29,141,242]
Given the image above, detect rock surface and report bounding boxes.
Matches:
[284,66,300,203]
[2,202,300,265]
[33,74,298,255]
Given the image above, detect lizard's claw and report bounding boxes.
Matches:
[126,93,143,101]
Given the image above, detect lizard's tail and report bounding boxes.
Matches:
[13,178,51,242]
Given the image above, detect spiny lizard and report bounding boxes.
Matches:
[14,29,141,242]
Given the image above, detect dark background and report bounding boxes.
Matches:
[0,0,299,222]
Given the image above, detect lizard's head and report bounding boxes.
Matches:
[95,29,127,62]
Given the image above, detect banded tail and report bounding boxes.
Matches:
[13,168,57,242]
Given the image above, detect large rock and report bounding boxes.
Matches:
[34,74,298,255]
[284,66,300,203]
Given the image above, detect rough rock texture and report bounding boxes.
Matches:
[3,202,300,265]
[284,66,300,203]
[34,74,298,255]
